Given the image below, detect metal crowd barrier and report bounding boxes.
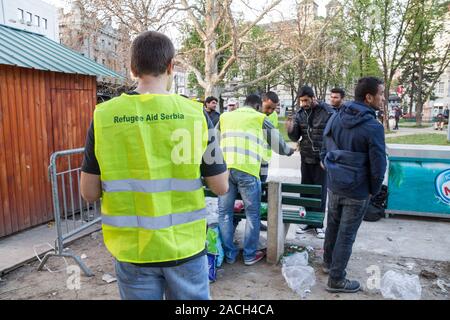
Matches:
[38,148,101,276]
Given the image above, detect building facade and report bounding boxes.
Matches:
[425,3,450,119]
[58,1,128,100]
[0,0,59,41]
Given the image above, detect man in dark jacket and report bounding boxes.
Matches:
[286,86,334,239]
[393,106,402,130]
[204,96,220,126]
[321,77,387,293]
[330,88,346,111]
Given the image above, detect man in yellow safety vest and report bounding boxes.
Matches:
[218,94,294,266]
[80,31,228,300]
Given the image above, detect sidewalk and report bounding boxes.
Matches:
[385,126,447,138]
[0,221,101,276]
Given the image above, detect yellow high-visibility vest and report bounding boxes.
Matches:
[268,112,279,129]
[94,93,208,263]
[220,107,267,178]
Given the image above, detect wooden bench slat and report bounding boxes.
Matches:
[281,183,322,195]
[234,210,324,223]
[281,196,322,208]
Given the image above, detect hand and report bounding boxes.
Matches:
[320,161,325,170]
[285,116,294,132]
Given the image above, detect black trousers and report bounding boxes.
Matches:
[301,161,327,228]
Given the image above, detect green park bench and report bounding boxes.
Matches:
[204,181,324,263]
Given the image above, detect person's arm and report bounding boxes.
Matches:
[80,172,102,203]
[204,172,229,195]
[263,118,294,156]
[286,111,301,142]
[201,111,229,195]
[368,124,387,196]
[80,122,102,203]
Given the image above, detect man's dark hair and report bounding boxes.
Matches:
[244,94,262,109]
[205,96,218,104]
[355,77,384,102]
[331,88,346,98]
[131,31,175,77]
[299,86,315,98]
[262,91,279,104]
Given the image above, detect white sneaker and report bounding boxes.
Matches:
[315,228,325,239]
[295,225,314,234]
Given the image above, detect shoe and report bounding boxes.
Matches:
[244,250,265,266]
[326,278,361,293]
[296,225,314,234]
[315,228,325,239]
[260,222,268,232]
[322,263,330,274]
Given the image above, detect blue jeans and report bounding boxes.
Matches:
[323,189,369,281]
[218,169,261,262]
[114,255,210,300]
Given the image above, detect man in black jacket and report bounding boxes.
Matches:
[204,96,220,126]
[286,86,334,239]
[321,77,387,293]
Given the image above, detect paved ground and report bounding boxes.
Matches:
[0,216,449,300]
[0,220,100,276]
[0,149,449,300]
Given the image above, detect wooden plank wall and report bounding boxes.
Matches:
[0,65,97,238]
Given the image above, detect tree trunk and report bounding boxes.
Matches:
[409,89,414,116]
[416,27,424,126]
[204,43,218,97]
[384,74,391,131]
[203,1,218,98]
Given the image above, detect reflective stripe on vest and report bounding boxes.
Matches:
[102,178,203,193]
[94,93,208,264]
[101,208,208,230]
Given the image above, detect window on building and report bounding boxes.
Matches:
[43,18,48,30]
[18,9,24,21]
[26,12,32,23]
[448,79,450,97]
[439,82,445,95]
[35,15,40,27]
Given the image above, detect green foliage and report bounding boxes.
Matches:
[399,0,450,121]
[386,133,450,145]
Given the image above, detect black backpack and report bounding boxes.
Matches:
[364,185,388,222]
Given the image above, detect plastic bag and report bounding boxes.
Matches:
[282,250,309,267]
[205,197,219,225]
[207,253,218,282]
[380,270,422,300]
[206,226,224,267]
[281,252,315,298]
[234,200,244,213]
